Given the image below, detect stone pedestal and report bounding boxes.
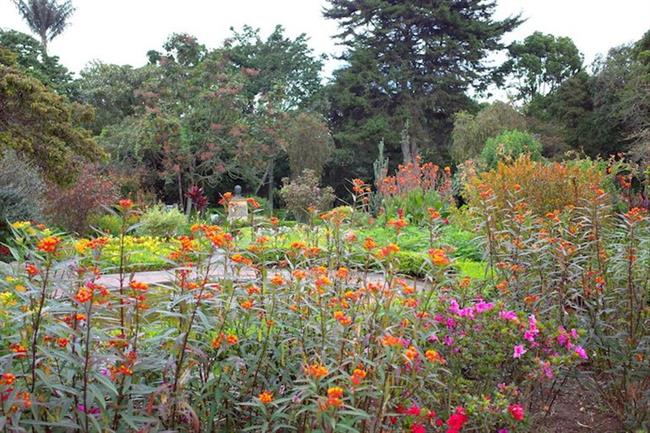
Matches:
[227,199,249,223]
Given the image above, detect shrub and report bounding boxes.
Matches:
[451,102,528,164]
[86,213,123,236]
[466,155,608,217]
[44,164,118,234]
[279,169,335,222]
[480,129,542,169]
[378,158,453,225]
[0,150,45,223]
[137,204,188,238]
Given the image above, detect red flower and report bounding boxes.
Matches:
[508,403,525,421]
[446,406,468,432]
[411,422,426,433]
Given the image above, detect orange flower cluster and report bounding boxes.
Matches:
[323,386,344,409]
[211,333,239,349]
[333,310,352,326]
[425,349,446,364]
[117,199,133,210]
[428,248,450,266]
[9,343,27,359]
[378,158,452,198]
[304,362,328,379]
[387,217,408,233]
[351,368,367,385]
[258,391,273,404]
[36,236,62,254]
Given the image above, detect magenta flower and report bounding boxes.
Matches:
[499,310,517,321]
[574,346,588,359]
[513,344,527,359]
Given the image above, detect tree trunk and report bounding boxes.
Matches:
[267,158,274,215]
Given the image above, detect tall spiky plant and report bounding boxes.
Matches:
[12,0,75,54]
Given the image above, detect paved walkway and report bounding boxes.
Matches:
[95,254,428,289]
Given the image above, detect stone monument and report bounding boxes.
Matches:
[227,185,249,223]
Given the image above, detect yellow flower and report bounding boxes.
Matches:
[75,239,91,255]
[10,221,31,230]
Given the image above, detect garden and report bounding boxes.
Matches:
[0,152,648,433]
[1,0,650,432]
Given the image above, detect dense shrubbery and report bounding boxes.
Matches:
[136,205,188,238]
[280,169,335,222]
[0,150,45,223]
[480,130,542,169]
[465,155,607,217]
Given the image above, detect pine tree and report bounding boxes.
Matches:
[325,0,521,171]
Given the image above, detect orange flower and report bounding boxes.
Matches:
[381,334,402,347]
[351,368,367,385]
[226,334,238,345]
[211,334,223,349]
[117,199,133,209]
[336,267,349,279]
[304,362,328,379]
[427,207,441,220]
[240,299,254,310]
[270,216,280,226]
[57,338,69,349]
[327,386,344,399]
[36,236,62,254]
[0,373,16,385]
[378,243,400,258]
[25,263,39,276]
[333,311,352,326]
[363,237,377,250]
[9,343,27,359]
[292,269,307,280]
[404,345,418,362]
[425,349,446,364]
[129,281,149,292]
[270,274,285,286]
[246,197,261,209]
[218,192,233,206]
[74,286,93,303]
[258,391,273,404]
[428,248,450,266]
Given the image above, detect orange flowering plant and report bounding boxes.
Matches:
[0,172,646,433]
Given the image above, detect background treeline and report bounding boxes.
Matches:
[1,0,649,232]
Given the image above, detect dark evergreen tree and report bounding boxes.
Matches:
[324,0,521,183]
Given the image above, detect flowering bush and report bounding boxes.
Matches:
[465,155,607,218]
[473,170,649,429]
[0,200,588,433]
[377,158,453,226]
[280,169,335,222]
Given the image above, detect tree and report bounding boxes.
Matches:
[225,25,325,111]
[12,0,75,54]
[279,112,333,178]
[451,101,527,163]
[324,0,521,176]
[0,48,103,184]
[0,29,74,95]
[499,31,583,103]
[76,61,148,134]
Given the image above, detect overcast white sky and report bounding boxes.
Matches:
[1,0,649,79]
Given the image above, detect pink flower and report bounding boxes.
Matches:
[513,344,527,359]
[499,310,517,321]
[574,346,588,359]
[474,299,494,313]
